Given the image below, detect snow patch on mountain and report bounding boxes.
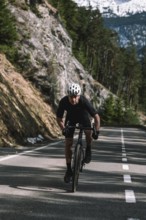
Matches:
[73,0,146,17]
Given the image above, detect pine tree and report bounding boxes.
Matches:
[100,94,115,125]
[0,0,18,46]
[140,47,146,113]
[122,45,141,108]
[113,98,125,124]
[0,0,18,63]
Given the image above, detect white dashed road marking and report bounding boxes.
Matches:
[122,164,129,170]
[123,174,131,183]
[128,218,140,220]
[122,158,127,162]
[125,190,136,203]
[121,129,139,219]
[122,153,127,157]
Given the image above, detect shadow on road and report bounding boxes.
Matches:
[0,127,146,219]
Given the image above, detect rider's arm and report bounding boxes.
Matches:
[56,97,66,131]
[57,117,65,130]
[81,96,100,131]
[94,113,100,131]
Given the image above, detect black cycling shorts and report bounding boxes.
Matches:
[65,115,91,138]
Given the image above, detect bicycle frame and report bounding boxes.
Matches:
[66,123,95,192]
[72,127,84,192]
[75,127,86,170]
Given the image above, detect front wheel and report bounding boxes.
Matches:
[72,144,82,192]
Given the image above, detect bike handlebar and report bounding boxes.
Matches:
[66,123,95,131]
[64,122,99,139]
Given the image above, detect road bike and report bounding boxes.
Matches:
[66,123,96,192]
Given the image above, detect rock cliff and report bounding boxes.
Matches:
[9,0,110,108]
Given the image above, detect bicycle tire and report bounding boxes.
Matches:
[72,143,82,192]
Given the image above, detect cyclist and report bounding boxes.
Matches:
[56,83,100,183]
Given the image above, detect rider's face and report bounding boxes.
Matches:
[68,95,80,105]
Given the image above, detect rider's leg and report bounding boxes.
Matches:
[84,130,92,163]
[64,137,73,183]
[65,137,73,165]
[85,130,92,147]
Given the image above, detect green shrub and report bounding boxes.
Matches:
[123,108,140,125]
[100,95,140,125]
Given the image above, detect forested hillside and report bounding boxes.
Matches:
[104,12,146,56]
[49,0,146,114]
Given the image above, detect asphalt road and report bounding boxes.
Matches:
[0,127,146,220]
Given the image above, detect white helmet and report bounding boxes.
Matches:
[67,83,81,96]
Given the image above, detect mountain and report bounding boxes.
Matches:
[104,12,146,52]
[73,0,146,55]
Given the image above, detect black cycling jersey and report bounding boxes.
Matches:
[57,95,98,126]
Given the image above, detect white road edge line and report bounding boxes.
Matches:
[0,140,63,162]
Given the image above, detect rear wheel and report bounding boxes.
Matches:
[72,144,82,192]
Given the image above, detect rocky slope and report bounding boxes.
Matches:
[0,54,60,147]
